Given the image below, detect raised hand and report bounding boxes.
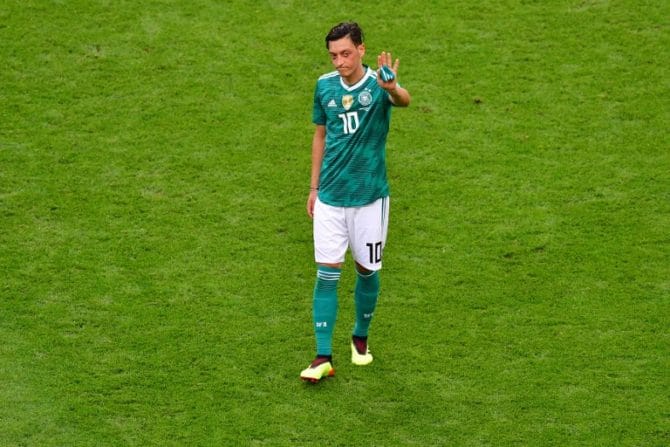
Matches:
[377,51,400,90]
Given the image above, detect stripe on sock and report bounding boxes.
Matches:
[317,270,341,281]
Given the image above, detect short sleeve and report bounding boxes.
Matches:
[312,81,326,125]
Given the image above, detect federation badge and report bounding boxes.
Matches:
[358,90,372,107]
[342,94,354,111]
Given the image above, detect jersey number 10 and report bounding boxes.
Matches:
[366,241,382,264]
[338,111,360,135]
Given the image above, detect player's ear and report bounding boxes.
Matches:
[357,43,366,57]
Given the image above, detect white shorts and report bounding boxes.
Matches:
[313,196,390,271]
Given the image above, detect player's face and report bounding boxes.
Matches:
[328,36,365,81]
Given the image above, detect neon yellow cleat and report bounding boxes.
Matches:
[300,359,335,383]
[351,339,373,366]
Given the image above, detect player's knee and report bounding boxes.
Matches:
[319,262,342,270]
[355,262,374,276]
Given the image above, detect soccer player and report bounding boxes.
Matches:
[300,22,411,382]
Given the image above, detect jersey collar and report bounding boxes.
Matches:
[339,65,373,91]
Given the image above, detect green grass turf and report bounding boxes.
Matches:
[1,0,668,445]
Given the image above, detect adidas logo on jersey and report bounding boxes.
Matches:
[327,99,337,108]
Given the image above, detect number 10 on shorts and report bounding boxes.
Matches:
[366,241,383,264]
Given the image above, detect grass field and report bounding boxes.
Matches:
[1,0,668,445]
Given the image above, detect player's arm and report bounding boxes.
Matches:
[307,124,326,218]
[377,51,411,107]
[387,84,411,107]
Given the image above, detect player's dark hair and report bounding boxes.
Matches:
[325,22,364,49]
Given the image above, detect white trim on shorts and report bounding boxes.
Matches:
[313,196,390,271]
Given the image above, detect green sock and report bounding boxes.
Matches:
[313,266,341,356]
[353,270,380,338]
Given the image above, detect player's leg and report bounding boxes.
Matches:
[300,263,340,382]
[347,196,390,365]
[312,263,341,359]
[301,198,347,382]
[353,264,379,338]
[350,265,379,365]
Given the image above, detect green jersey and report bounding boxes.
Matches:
[312,65,395,207]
